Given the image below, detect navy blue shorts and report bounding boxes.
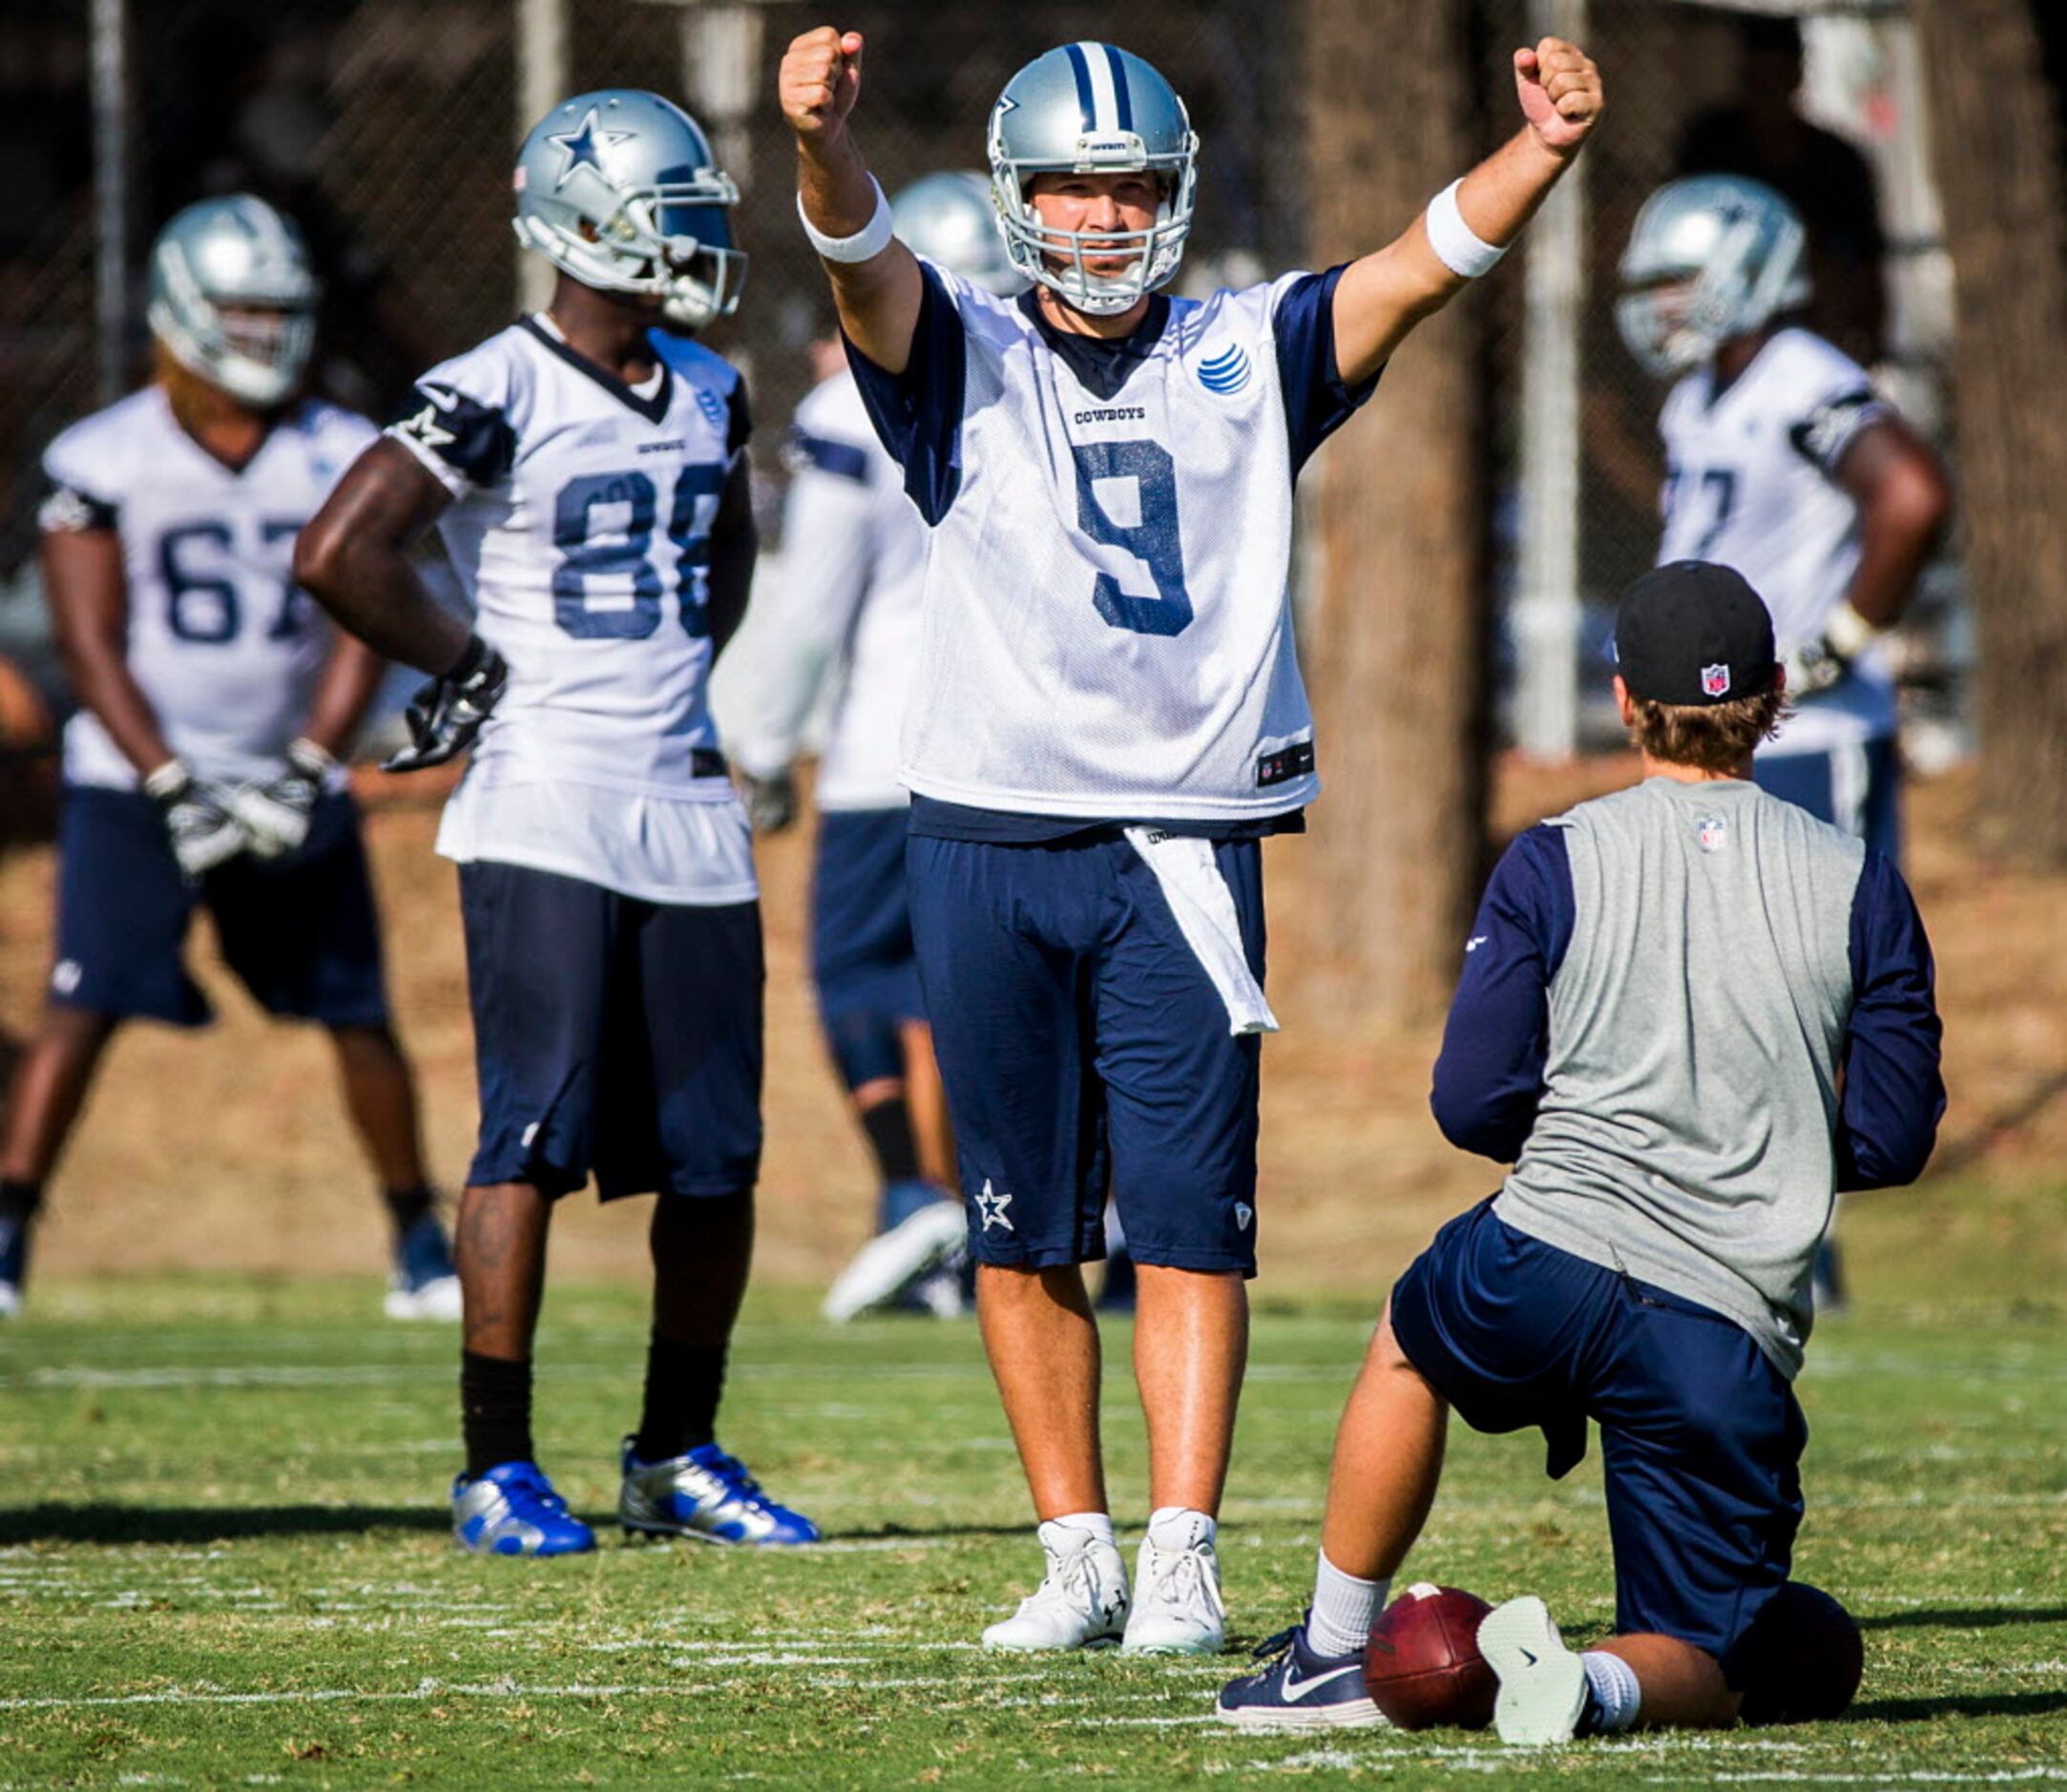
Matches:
[1756,736,1899,859]
[51,785,389,1030]
[907,832,1264,1275]
[1389,1199,1806,1670]
[812,807,923,1091]
[460,861,762,1201]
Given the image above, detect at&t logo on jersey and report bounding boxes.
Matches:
[1198,344,1251,395]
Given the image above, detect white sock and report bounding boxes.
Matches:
[1580,1650,1641,1734]
[1040,1511,1116,1552]
[1308,1551,1388,1659]
[1146,1506,1216,1552]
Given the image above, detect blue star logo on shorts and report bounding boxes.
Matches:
[548,109,635,190]
[975,1180,1014,1233]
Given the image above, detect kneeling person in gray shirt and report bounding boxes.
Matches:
[1215,560,1944,1743]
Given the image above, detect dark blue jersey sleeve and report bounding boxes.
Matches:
[389,382,517,486]
[843,261,966,526]
[1272,265,1384,477]
[1838,850,1945,1190]
[1430,824,1576,1162]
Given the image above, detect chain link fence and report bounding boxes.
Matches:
[0,0,1962,770]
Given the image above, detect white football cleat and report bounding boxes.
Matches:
[0,1281,20,1321]
[385,1273,463,1322]
[1122,1515,1227,1655]
[822,1200,968,1323]
[1479,1595,1589,1745]
[982,1519,1130,1651]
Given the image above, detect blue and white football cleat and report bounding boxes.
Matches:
[618,1439,820,1545]
[821,1194,968,1323]
[1216,1617,1386,1730]
[386,1213,463,1321]
[0,1208,29,1319]
[450,1461,596,1556]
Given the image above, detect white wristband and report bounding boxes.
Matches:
[797,177,895,263]
[1823,599,1881,661]
[1426,178,1508,279]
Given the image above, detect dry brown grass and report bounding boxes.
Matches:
[0,760,2058,1294]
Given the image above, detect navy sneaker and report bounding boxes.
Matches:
[1216,1617,1385,1731]
[0,1209,28,1319]
[450,1460,596,1556]
[386,1213,462,1321]
[619,1438,820,1545]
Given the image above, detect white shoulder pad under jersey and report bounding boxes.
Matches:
[724,368,923,810]
[846,260,1379,822]
[387,319,749,799]
[42,389,373,790]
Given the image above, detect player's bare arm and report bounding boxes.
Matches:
[295,439,469,676]
[783,27,924,373]
[1331,38,1604,384]
[705,460,758,657]
[41,524,175,779]
[300,635,389,761]
[1833,417,1952,629]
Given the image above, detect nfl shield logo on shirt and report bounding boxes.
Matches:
[1701,663,1731,698]
[1697,816,1728,854]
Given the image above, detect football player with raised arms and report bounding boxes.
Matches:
[780,29,1602,1650]
[296,91,815,1555]
[728,171,1026,1324]
[1617,174,1951,1308]
[0,196,456,1323]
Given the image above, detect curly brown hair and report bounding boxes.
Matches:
[1626,688,1789,773]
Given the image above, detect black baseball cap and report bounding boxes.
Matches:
[1614,561,1779,705]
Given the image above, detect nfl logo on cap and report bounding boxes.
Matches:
[1701,663,1731,698]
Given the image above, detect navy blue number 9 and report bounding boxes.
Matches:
[552,471,660,639]
[553,466,725,639]
[1072,441,1194,637]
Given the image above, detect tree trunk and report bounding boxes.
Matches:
[1913,0,2067,865]
[1298,0,1486,1024]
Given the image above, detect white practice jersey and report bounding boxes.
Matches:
[40,388,371,791]
[850,261,1377,823]
[388,316,756,904]
[726,369,925,812]
[1658,327,1894,755]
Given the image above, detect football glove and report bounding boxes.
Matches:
[1783,602,1881,701]
[230,737,333,859]
[143,758,247,881]
[740,769,798,834]
[384,636,509,773]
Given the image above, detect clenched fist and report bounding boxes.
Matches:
[781,27,864,146]
[1514,37,1602,156]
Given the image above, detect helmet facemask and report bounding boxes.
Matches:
[514,168,745,331]
[989,140,1196,316]
[1617,184,1809,379]
[145,207,318,408]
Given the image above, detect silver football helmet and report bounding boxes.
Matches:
[1617,175,1810,377]
[986,43,1197,316]
[890,172,1024,295]
[512,89,743,331]
[146,195,318,408]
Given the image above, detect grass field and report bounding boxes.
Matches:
[3,1271,2063,1789]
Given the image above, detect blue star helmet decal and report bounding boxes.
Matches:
[548,108,636,190]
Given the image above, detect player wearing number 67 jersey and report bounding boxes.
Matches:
[783,27,1602,1652]
[0,195,456,1327]
[297,89,815,1557]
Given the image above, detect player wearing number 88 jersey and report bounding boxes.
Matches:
[299,88,814,1556]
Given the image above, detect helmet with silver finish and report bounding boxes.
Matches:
[146,195,319,408]
[890,172,1024,295]
[512,89,743,331]
[1617,175,1810,378]
[986,43,1197,316]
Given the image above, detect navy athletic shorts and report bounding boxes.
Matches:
[811,807,923,1091]
[1389,1198,1806,1671]
[907,831,1264,1275]
[51,784,389,1030]
[459,861,762,1201]
[1755,735,1900,860]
